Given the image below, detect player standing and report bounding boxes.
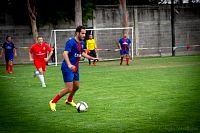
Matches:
[49,26,98,111]
[86,34,97,66]
[29,36,53,87]
[118,33,131,65]
[0,35,17,74]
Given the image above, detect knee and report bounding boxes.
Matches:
[73,86,79,91]
[38,70,44,75]
[68,87,75,93]
[9,61,13,65]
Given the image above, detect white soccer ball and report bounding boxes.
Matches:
[35,70,40,75]
[76,101,88,113]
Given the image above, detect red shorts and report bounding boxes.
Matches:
[34,60,46,71]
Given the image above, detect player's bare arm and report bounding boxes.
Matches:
[14,48,17,57]
[82,52,98,60]
[29,51,34,61]
[63,51,76,71]
[44,50,53,62]
[118,43,122,50]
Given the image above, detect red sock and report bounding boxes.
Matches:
[9,64,13,72]
[120,57,124,64]
[126,57,129,65]
[6,63,9,71]
[52,95,61,103]
[67,95,73,102]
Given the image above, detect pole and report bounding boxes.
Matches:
[171,0,175,56]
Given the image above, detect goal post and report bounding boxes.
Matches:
[49,27,134,66]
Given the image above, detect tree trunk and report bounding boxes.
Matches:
[119,0,128,34]
[27,0,38,41]
[75,0,82,27]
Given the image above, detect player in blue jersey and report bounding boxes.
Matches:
[118,33,131,65]
[49,26,98,111]
[0,35,17,74]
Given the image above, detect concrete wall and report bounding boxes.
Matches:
[0,5,200,64]
[0,26,52,64]
[94,5,200,57]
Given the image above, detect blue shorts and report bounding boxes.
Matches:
[120,50,129,55]
[5,54,14,62]
[62,69,79,82]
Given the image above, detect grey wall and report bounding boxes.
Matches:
[94,5,200,56]
[0,26,52,64]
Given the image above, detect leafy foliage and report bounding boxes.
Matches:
[1,0,198,26]
[0,0,92,26]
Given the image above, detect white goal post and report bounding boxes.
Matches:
[49,27,134,66]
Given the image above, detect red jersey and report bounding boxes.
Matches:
[30,43,52,61]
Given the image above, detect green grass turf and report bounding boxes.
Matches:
[0,55,200,133]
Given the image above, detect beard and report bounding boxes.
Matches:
[78,36,85,41]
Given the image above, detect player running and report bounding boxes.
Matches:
[49,26,98,111]
[118,33,131,65]
[29,36,53,87]
[0,35,17,74]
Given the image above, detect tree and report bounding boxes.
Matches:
[27,0,38,41]
[82,0,95,25]
[75,0,82,27]
[119,0,128,33]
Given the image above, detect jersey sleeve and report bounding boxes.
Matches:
[45,43,52,52]
[2,43,6,49]
[93,39,97,49]
[128,39,131,46]
[81,41,85,53]
[129,39,131,44]
[119,39,122,45]
[12,43,15,48]
[29,45,34,53]
[64,40,72,52]
[86,40,88,49]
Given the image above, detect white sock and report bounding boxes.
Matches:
[38,74,45,85]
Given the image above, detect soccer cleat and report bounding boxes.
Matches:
[49,100,56,111]
[9,71,13,74]
[65,100,76,107]
[42,84,46,88]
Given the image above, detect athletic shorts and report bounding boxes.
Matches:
[34,60,46,71]
[5,54,14,62]
[120,50,129,55]
[89,50,96,58]
[62,69,79,82]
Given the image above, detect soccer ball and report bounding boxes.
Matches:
[35,70,40,75]
[76,101,88,113]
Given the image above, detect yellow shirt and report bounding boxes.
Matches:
[86,39,96,50]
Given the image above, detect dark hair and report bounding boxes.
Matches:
[76,25,85,32]
[6,35,11,40]
[37,36,43,39]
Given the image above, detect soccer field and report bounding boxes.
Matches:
[0,55,200,133]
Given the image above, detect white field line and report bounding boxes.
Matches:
[0,75,16,78]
